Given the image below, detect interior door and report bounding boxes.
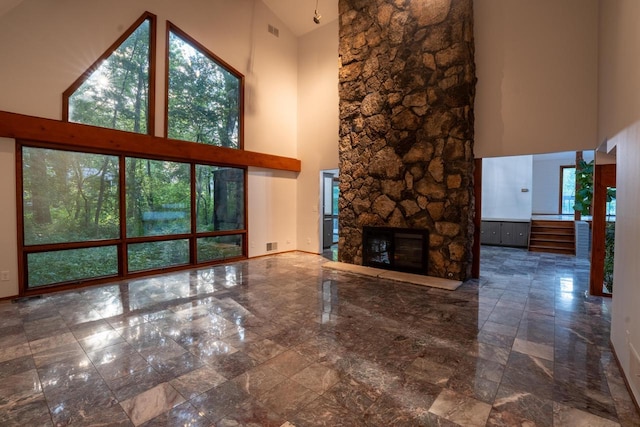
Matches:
[322,173,335,249]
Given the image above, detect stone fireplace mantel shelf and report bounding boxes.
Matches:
[322,261,462,291]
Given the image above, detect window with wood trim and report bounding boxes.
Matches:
[560,165,576,215]
[19,12,248,292]
[20,143,247,290]
[167,23,242,148]
[63,12,156,134]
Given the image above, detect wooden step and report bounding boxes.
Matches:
[530,226,574,234]
[528,219,575,255]
[529,245,575,255]
[531,219,574,229]
[529,239,575,249]
[529,233,574,242]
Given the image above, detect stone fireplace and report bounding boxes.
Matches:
[338,0,476,280]
[362,226,429,275]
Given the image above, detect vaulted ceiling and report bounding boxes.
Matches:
[0,0,339,37]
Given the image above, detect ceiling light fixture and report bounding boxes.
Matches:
[313,0,321,24]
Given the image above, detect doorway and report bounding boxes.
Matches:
[321,171,338,249]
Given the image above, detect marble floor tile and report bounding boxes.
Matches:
[0,355,35,381]
[169,365,227,399]
[512,337,555,362]
[429,388,493,427]
[107,365,167,401]
[262,349,313,378]
[139,401,212,427]
[292,395,366,427]
[290,362,340,394]
[120,382,185,426]
[0,394,53,426]
[46,380,119,426]
[258,378,320,418]
[29,331,78,354]
[232,364,287,399]
[32,341,88,369]
[488,384,553,426]
[0,247,637,425]
[553,401,621,427]
[189,379,252,422]
[77,329,126,352]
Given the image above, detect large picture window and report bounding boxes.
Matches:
[20,145,247,290]
[18,12,248,293]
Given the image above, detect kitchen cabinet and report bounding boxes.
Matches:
[481,220,530,248]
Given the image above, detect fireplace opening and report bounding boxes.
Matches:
[362,226,429,275]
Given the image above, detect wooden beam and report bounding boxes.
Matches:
[0,110,301,172]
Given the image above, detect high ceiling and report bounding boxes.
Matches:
[262,0,338,36]
[0,0,338,37]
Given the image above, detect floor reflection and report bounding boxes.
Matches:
[0,247,637,426]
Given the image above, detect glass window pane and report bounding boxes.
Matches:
[128,240,189,272]
[27,246,118,288]
[22,147,120,246]
[196,165,244,232]
[197,235,243,263]
[561,167,576,215]
[68,19,150,134]
[168,30,240,148]
[126,158,191,237]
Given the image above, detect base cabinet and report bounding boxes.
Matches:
[481,221,530,247]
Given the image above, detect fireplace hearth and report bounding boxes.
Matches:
[362,226,429,275]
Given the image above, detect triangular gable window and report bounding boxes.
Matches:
[63,12,156,134]
[167,24,242,149]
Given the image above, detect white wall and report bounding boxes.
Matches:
[481,155,532,220]
[531,151,594,214]
[474,0,599,158]
[247,168,297,257]
[0,0,301,295]
[296,19,339,253]
[599,0,640,404]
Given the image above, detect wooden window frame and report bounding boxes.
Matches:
[559,165,576,215]
[165,22,245,149]
[4,11,299,297]
[62,11,157,136]
[17,138,250,296]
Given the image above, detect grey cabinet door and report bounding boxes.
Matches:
[481,221,501,245]
[500,222,516,246]
[513,222,530,247]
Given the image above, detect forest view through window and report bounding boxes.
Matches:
[22,146,246,289]
[66,16,152,134]
[20,12,247,291]
[167,26,241,148]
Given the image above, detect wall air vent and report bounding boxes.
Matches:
[266,242,278,251]
[268,24,279,37]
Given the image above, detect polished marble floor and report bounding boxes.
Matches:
[0,246,639,426]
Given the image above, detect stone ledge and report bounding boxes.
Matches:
[322,261,463,291]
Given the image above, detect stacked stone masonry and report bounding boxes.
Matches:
[338,0,476,280]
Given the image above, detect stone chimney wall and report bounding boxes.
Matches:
[338,0,476,280]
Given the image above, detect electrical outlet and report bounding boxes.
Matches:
[307,238,311,245]
[0,271,8,281]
